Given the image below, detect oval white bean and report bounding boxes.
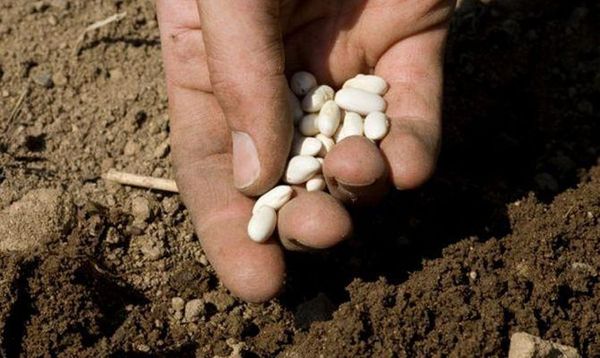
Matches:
[306,174,326,192]
[315,133,335,156]
[317,100,341,137]
[291,136,322,156]
[252,185,293,214]
[247,206,277,243]
[287,88,304,124]
[290,71,317,96]
[335,112,364,143]
[302,85,334,112]
[334,88,386,115]
[342,74,389,95]
[284,155,321,184]
[298,114,319,136]
[364,112,389,140]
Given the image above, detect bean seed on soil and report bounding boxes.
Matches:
[247,71,391,242]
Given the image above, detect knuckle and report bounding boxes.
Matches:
[162,28,211,91]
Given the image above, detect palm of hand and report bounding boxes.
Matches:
[279,0,451,85]
[156,0,454,302]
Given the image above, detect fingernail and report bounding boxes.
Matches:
[232,131,260,189]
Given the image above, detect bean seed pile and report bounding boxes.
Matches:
[248,72,390,243]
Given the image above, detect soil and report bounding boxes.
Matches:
[0,0,599,357]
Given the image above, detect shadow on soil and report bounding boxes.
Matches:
[281,0,600,310]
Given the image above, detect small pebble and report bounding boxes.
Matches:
[154,139,170,158]
[109,68,124,81]
[198,255,208,266]
[131,196,153,223]
[508,332,580,358]
[184,299,204,322]
[52,71,68,86]
[33,72,53,88]
[171,297,185,311]
[123,139,140,156]
[139,237,164,261]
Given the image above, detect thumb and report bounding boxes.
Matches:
[197,0,292,195]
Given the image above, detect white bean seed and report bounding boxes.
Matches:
[306,174,326,192]
[298,114,319,136]
[364,112,390,140]
[252,185,293,214]
[247,206,277,243]
[284,155,321,184]
[334,88,386,115]
[342,74,389,95]
[335,112,364,143]
[302,85,334,112]
[317,100,341,137]
[291,136,323,156]
[290,71,317,96]
[315,134,335,156]
[288,88,304,124]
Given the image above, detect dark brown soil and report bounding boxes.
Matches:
[0,0,598,357]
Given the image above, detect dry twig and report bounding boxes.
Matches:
[7,87,29,125]
[102,169,178,193]
[74,12,127,55]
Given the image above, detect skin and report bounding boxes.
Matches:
[156,0,455,302]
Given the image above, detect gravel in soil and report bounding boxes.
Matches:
[0,0,599,356]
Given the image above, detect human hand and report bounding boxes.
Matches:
[156,0,454,302]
